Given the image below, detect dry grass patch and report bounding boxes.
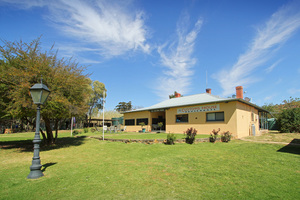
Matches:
[245,131,300,144]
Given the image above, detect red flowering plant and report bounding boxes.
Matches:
[184,127,197,144]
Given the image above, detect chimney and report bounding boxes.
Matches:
[175,92,181,98]
[236,86,243,99]
[206,88,211,94]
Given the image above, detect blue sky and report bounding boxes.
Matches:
[1,0,300,110]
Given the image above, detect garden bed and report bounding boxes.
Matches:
[90,136,220,144]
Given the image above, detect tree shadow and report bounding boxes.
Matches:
[0,136,87,152]
[277,139,300,155]
[42,162,57,172]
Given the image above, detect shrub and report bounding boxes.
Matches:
[209,128,220,143]
[90,127,96,133]
[221,131,232,142]
[83,128,89,133]
[72,130,81,136]
[165,133,176,145]
[278,108,300,133]
[184,127,197,144]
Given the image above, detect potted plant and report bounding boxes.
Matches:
[139,122,146,133]
[157,122,163,133]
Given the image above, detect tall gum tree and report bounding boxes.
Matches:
[88,80,106,126]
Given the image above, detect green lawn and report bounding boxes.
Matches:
[0,131,299,199]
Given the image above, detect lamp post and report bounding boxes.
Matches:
[27,79,50,179]
[102,90,105,141]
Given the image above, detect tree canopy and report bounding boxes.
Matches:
[88,80,106,124]
[0,38,92,144]
[262,97,300,133]
[115,101,132,112]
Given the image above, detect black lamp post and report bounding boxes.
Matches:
[27,80,50,179]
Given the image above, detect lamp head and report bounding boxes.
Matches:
[30,81,50,105]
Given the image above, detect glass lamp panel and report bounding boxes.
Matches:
[30,89,43,104]
[40,89,50,104]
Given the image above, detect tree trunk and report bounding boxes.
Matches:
[22,117,35,132]
[54,119,59,143]
[43,117,54,145]
[39,128,47,144]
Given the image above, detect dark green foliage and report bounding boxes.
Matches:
[209,128,220,143]
[90,127,96,133]
[165,133,176,145]
[115,101,132,112]
[221,131,232,142]
[83,128,89,133]
[72,130,81,136]
[278,108,300,133]
[184,127,197,144]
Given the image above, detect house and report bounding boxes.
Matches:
[123,86,269,138]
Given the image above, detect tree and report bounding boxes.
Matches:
[87,80,106,126]
[262,97,300,115]
[262,97,300,133]
[115,101,132,112]
[277,108,300,133]
[0,38,92,144]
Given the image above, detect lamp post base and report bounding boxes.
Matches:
[27,169,44,179]
[27,155,44,179]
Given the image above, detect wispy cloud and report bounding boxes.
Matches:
[156,14,203,99]
[265,59,283,73]
[215,1,300,96]
[2,0,150,58]
[288,88,300,94]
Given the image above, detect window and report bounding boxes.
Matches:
[125,119,135,126]
[176,114,188,123]
[206,112,224,122]
[136,118,148,125]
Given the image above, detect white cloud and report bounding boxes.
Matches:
[156,14,203,99]
[265,59,283,73]
[288,88,300,94]
[264,94,277,101]
[215,1,300,96]
[2,0,150,58]
[275,78,282,85]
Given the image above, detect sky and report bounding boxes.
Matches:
[1,0,300,110]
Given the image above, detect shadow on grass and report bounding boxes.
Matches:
[0,136,86,152]
[42,162,57,172]
[277,139,300,155]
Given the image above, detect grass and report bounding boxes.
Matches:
[244,131,300,144]
[0,131,299,199]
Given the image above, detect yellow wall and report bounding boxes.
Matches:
[165,102,238,137]
[123,111,151,132]
[236,102,260,138]
[123,101,259,138]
